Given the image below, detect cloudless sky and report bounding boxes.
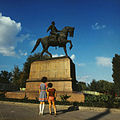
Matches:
[0,0,120,83]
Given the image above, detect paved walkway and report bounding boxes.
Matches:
[0,101,120,120]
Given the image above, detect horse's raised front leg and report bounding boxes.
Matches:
[63,46,68,57]
[67,40,73,50]
[46,50,52,58]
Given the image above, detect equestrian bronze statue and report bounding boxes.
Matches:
[31,26,74,57]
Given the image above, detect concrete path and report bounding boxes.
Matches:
[0,101,120,120]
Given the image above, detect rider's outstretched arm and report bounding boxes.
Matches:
[47,25,51,32]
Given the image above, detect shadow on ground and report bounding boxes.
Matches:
[56,105,79,115]
[86,109,110,120]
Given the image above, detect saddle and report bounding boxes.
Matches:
[48,35,66,47]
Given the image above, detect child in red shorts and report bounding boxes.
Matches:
[47,83,56,115]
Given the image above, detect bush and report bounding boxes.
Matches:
[83,94,120,108]
[59,94,71,105]
[60,94,71,102]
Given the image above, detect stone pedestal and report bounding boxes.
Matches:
[5,56,85,102]
[26,56,76,92]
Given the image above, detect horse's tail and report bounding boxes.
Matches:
[31,38,41,53]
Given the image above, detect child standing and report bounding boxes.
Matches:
[47,83,57,116]
[39,77,47,115]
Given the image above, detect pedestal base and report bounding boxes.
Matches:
[5,91,85,102]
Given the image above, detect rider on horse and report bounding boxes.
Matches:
[47,21,60,43]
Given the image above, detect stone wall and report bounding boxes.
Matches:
[5,91,25,99]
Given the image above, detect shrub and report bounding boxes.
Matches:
[60,94,71,102]
[84,94,120,108]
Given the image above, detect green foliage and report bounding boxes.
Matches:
[112,54,120,93]
[88,79,114,94]
[85,94,112,103]
[76,81,88,91]
[11,66,22,88]
[11,65,30,88]
[0,70,12,83]
[19,71,26,88]
[83,94,120,108]
[88,79,97,91]
[60,94,71,102]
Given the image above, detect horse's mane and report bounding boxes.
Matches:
[61,26,71,31]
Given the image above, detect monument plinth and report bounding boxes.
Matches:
[5,56,85,102]
[26,56,76,92]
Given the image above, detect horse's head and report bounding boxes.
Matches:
[63,26,75,37]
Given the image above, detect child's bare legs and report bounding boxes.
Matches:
[42,102,45,114]
[39,102,45,115]
[52,101,56,115]
[39,102,42,114]
[48,101,52,114]
[49,100,56,115]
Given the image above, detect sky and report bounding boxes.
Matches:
[0,0,120,83]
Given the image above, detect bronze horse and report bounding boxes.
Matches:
[31,26,74,57]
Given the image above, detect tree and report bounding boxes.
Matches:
[88,79,114,94]
[19,71,26,88]
[112,54,120,94]
[88,79,98,91]
[12,66,22,88]
[97,80,114,94]
[76,81,88,91]
[0,70,12,83]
